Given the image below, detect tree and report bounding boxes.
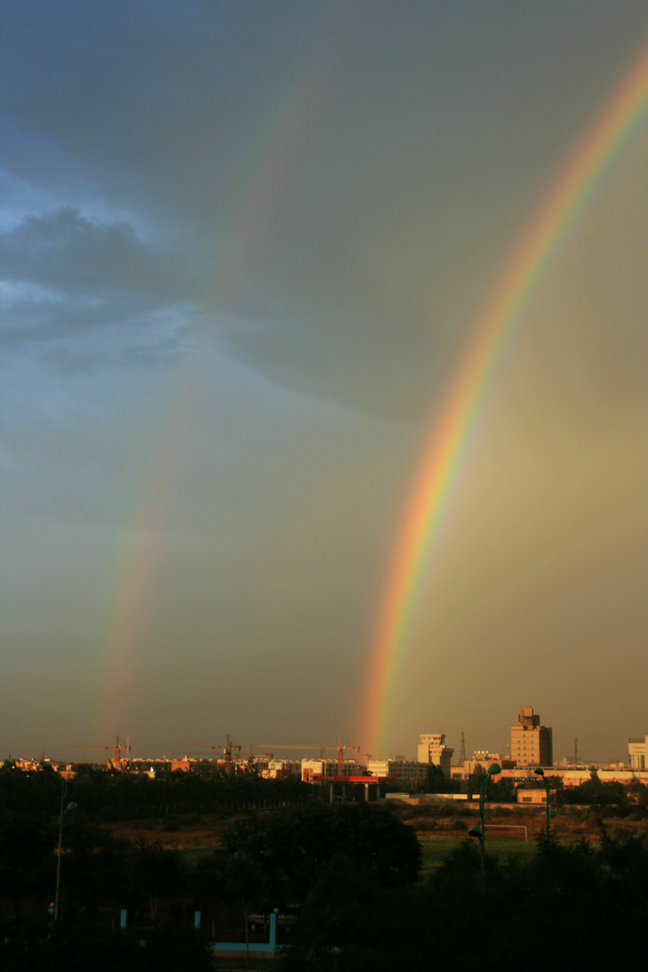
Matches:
[422,764,445,793]
[466,764,487,797]
[0,810,53,912]
[123,840,187,922]
[219,803,420,909]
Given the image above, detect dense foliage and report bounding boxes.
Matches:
[218,801,421,905]
[282,831,648,970]
[0,761,310,820]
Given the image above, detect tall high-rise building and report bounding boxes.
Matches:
[417,732,454,777]
[510,707,553,767]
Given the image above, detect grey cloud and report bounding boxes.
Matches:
[4,2,643,423]
[220,306,467,422]
[1,2,322,227]
[2,207,200,301]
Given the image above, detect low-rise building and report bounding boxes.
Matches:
[517,788,550,804]
[300,758,360,783]
[367,759,430,790]
[497,766,648,788]
[451,752,515,781]
[262,759,301,780]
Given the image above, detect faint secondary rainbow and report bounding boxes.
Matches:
[95,3,357,735]
[360,39,648,757]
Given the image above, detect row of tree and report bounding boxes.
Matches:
[3,760,646,818]
[0,761,311,820]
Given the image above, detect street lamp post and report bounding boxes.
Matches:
[469,762,501,872]
[534,767,556,839]
[54,779,78,922]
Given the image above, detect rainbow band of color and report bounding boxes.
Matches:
[360,39,648,757]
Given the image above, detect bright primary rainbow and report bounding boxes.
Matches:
[359,39,648,758]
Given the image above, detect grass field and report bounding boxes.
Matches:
[175,832,543,873]
[418,836,539,875]
[176,835,538,875]
[104,806,645,878]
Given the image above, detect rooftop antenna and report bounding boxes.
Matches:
[574,737,579,764]
[459,731,466,764]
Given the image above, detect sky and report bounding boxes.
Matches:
[2,0,647,766]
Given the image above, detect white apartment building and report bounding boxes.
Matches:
[628,734,648,770]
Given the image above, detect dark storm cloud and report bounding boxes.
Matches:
[2,207,199,302]
[1,0,321,227]
[4,0,631,420]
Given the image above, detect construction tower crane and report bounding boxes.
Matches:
[63,736,131,770]
[260,737,360,776]
[179,734,241,773]
[246,745,274,769]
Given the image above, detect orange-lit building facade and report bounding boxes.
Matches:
[510,707,553,767]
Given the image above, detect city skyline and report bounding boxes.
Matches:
[2,2,647,764]
[1,714,640,772]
